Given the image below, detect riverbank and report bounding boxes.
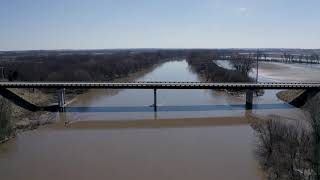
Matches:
[276,90,304,103]
[0,62,165,144]
[0,88,68,144]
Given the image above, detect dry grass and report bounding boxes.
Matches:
[277,90,304,103]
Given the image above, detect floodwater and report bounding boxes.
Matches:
[0,60,314,180]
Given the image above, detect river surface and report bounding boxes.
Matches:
[0,60,315,180]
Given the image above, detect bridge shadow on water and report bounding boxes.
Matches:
[64,103,294,113]
[62,104,296,129]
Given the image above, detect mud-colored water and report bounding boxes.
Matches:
[0,60,314,180]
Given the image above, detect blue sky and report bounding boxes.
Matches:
[0,0,319,50]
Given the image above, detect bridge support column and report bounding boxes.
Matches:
[58,88,65,112]
[154,88,157,112]
[246,89,254,110]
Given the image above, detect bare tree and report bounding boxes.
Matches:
[254,117,313,180]
[304,96,320,180]
[0,97,13,142]
[254,94,320,180]
[229,55,254,76]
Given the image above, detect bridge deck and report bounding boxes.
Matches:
[0,82,320,89]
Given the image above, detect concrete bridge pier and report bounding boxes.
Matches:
[154,88,157,112]
[58,88,66,112]
[246,89,254,110]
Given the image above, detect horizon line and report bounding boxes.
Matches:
[1,47,320,52]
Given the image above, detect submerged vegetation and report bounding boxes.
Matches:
[254,95,320,180]
[186,52,254,83]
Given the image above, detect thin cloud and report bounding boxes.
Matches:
[239,7,248,12]
[238,7,249,16]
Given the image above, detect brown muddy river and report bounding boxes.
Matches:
[0,60,313,180]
